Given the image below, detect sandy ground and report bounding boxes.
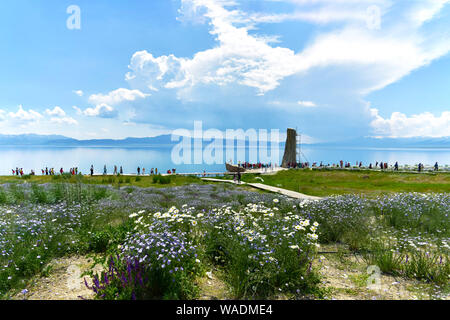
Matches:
[315,245,449,300]
[12,256,103,300]
[197,268,232,300]
[10,250,448,300]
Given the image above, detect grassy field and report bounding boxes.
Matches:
[0,174,206,189]
[0,179,448,300]
[228,169,450,197]
[2,169,449,198]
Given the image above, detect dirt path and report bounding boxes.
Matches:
[11,251,448,300]
[12,256,103,300]
[197,268,231,300]
[316,245,449,300]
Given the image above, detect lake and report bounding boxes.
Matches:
[0,146,449,175]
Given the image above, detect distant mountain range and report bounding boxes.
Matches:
[310,136,450,149]
[0,134,448,148]
[0,134,175,147]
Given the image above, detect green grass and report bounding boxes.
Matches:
[0,174,206,189]
[0,175,448,299]
[230,169,450,197]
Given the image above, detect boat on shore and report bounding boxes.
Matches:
[226,163,246,173]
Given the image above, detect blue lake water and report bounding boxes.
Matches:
[0,146,449,175]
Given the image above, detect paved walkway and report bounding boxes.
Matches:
[202,178,322,201]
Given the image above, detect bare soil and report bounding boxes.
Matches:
[316,244,449,300]
[11,250,449,300]
[12,255,103,300]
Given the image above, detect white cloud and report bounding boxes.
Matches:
[50,117,79,126]
[73,90,84,97]
[370,108,450,138]
[407,0,450,26]
[125,0,450,99]
[89,88,150,106]
[7,105,43,122]
[126,52,187,90]
[82,104,118,118]
[72,106,83,115]
[128,0,302,94]
[298,101,317,107]
[247,1,391,26]
[45,106,66,117]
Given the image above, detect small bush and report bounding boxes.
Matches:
[152,175,171,185]
[0,189,8,204]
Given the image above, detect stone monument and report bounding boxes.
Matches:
[281,128,297,168]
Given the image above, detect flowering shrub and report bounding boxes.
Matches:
[202,202,322,298]
[85,256,150,300]
[1,182,449,299]
[374,193,449,236]
[298,196,373,251]
[94,200,322,299]
[0,203,104,296]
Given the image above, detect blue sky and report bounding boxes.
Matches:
[0,0,449,141]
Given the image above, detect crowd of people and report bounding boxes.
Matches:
[95,165,177,176]
[10,165,180,177]
[288,160,441,172]
[237,162,273,170]
[9,160,442,178]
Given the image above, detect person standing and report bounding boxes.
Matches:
[90,165,94,176]
[394,162,399,171]
[434,162,439,171]
[137,167,141,175]
[120,166,123,175]
[114,165,118,175]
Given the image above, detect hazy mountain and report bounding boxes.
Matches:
[0,134,448,148]
[307,136,450,148]
[0,134,73,145]
[0,134,174,147]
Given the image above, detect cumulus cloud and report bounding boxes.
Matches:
[88,88,150,106]
[73,90,84,97]
[370,108,450,138]
[7,105,43,122]
[60,0,447,140]
[125,0,450,98]
[45,106,66,117]
[82,104,118,118]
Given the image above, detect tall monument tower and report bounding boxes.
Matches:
[281,128,297,168]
